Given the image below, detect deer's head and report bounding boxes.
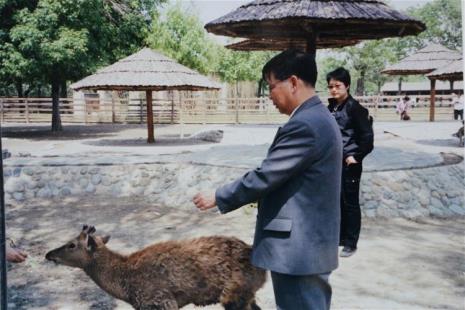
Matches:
[45,225,110,268]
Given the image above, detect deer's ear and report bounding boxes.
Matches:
[102,235,111,244]
[87,235,98,251]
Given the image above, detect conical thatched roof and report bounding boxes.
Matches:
[382,43,462,75]
[205,0,425,50]
[427,59,464,81]
[71,48,221,91]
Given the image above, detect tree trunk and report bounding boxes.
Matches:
[51,81,63,132]
[60,81,67,98]
[356,70,365,96]
[15,81,23,97]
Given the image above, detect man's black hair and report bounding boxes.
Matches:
[262,49,317,87]
[326,67,351,88]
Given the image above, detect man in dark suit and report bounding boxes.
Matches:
[193,49,342,310]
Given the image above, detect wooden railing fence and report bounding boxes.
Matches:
[0,94,458,124]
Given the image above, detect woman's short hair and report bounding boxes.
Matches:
[326,67,351,88]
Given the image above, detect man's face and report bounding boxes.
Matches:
[266,73,292,115]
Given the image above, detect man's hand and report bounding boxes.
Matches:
[345,156,358,166]
[193,193,217,211]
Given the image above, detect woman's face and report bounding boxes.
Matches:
[328,78,349,102]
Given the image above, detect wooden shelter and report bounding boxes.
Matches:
[382,43,462,121]
[71,48,220,143]
[426,59,463,82]
[205,0,425,54]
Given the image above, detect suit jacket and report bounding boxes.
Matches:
[216,96,342,275]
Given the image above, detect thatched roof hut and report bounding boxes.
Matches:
[427,59,464,82]
[206,0,425,52]
[71,48,220,143]
[381,44,462,122]
[382,44,462,75]
[71,48,221,91]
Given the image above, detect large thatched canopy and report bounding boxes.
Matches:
[71,48,220,143]
[71,48,221,91]
[427,59,464,82]
[206,0,425,52]
[382,43,462,75]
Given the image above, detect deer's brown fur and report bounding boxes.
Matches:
[45,225,266,310]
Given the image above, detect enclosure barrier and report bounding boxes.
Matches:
[0,95,458,124]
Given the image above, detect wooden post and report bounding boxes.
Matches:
[0,98,3,123]
[25,98,29,123]
[179,92,184,139]
[84,97,88,124]
[450,80,454,91]
[430,79,436,122]
[170,91,174,124]
[305,31,317,57]
[146,90,154,143]
[235,82,239,124]
[139,98,143,124]
[203,96,207,125]
[111,92,116,123]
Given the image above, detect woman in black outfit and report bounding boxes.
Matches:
[326,67,374,258]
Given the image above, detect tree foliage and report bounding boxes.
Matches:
[318,0,462,95]
[0,0,165,130]
[147,2,275,84]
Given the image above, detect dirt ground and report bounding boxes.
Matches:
[4,196,464,310]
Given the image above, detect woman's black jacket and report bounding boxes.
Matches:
[328,95,374,162]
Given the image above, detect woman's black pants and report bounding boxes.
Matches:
[340,163,363,249]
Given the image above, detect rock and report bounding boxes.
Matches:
[449,205,465,215]
[89,167,100,175]
[431,190,441,200]
[12,192,24,201]
[18,152,31,157]
[5,180,24,193]
[85,184,96,193]
[23,167,34,176]
[430,197,444,209]
[37,187,52,199]
[364,209,376,218]
[363,201,378,210]
[26,181,38,190]
[79,178,89,188]
[13,167,21,177]
[191,130,224,143]
[80,167,88,175]
[3,169,12,177]
[60,188,72,196]
[91,174,102,185]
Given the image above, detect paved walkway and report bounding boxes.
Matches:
[2,122,464,170]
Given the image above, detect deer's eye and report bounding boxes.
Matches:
[68,243,76,249]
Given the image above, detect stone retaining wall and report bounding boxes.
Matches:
[3,162,464,218]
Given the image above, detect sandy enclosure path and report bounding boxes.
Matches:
[5,196,464,310]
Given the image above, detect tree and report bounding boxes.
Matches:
[147,3,275,96]
[1,0,165,131]
[147,2,218,75]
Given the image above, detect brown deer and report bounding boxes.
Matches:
[45,225,266,310]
